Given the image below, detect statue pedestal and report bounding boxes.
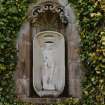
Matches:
[18,97,71,104]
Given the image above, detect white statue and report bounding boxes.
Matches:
[41,42,56,90]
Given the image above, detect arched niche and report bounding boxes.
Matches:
[33,31,65,97]
[15,0,82,103]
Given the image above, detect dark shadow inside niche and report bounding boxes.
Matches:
[32,10,64,33]
[60,35,69,97]
[29,28,69,98]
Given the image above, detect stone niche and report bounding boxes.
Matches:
[33,31,65,97]
[15,0,82,104]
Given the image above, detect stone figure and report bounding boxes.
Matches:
[41,42,56,90]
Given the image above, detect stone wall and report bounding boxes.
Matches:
[65,5,81,98]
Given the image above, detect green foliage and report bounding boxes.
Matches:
[0,0,105,105]
[0,0,28,104]
[74,0,105,105]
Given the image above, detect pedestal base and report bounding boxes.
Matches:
[18,97,71,104]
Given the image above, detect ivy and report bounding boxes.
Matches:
[74,0,105,105]
[0,0,28,104]
[0,0,105,105]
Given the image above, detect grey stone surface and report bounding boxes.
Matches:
[65,4,82,98]
[15,22,31,97]
[35,0,68,6]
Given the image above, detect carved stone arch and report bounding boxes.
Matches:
[28,1,68,33]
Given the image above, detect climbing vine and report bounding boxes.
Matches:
[0,0,28,105]
[76,0,105,105]
[0,0,105,105]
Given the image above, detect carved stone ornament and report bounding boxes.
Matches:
[33,31,65,97]
[28,1,68,25]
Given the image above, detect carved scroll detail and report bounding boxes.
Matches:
[28,2,68,25]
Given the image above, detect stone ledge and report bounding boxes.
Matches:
[19,97,70,104]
